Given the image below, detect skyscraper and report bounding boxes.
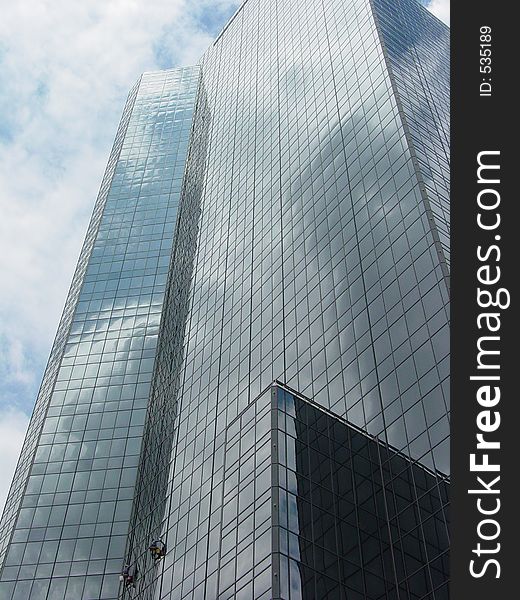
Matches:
[0,0,449,599]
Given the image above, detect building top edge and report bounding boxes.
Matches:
[139,64,200,78]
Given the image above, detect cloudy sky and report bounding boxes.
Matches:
[0,0,449,514]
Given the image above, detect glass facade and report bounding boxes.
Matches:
[0,0,449,599]
[0,67,200,600]
[372,0,450,270]
[271,384,449,600]
[121,0,449,598]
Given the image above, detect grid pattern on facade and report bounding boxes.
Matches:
[194,0,449,474]
[135,381,450,600]
[120,82,210,599]
[0,80,141,574]
[201,387,274,600]
[0,67,200,600]
[123,0,450,599]
[272,384,449,600]
[372,0,450,270]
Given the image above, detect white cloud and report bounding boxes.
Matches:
[0,1,239,418]
[426,0,450,25]
[0,409,30,514]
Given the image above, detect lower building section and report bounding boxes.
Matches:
[270,384,449,600]
[126,382,449,600]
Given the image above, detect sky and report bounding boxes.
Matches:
[0,0,449,516]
